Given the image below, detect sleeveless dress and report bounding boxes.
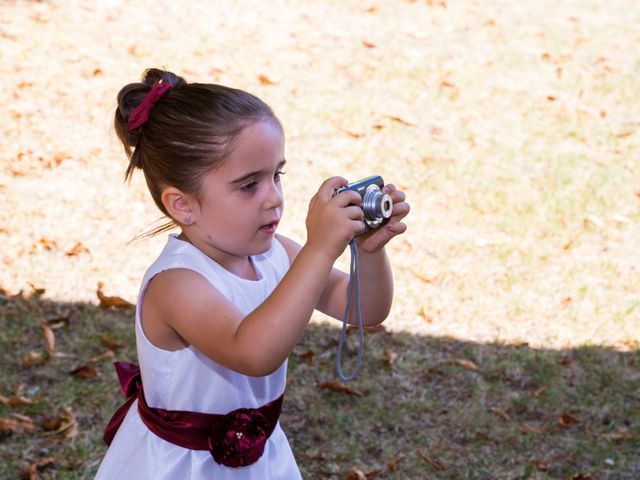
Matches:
[95,234,301,479]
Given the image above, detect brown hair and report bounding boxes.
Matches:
[114,68,281,235]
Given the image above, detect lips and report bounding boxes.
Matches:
[258,219,279,234]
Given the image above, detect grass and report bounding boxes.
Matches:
[1,0,640,478]
[1,292,638,479]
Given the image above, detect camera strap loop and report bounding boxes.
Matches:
[336,239,364,382]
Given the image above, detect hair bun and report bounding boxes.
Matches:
[142,68,187,89]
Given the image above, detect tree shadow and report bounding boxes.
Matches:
[0,295,638,479]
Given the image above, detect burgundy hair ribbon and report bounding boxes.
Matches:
[127,82,173,133]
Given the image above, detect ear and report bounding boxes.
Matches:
[161,187,197,226]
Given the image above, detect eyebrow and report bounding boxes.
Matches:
[229,159,287,185]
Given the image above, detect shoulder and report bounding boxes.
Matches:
[274,234,302,264]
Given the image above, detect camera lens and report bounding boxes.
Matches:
[362,185,393,228]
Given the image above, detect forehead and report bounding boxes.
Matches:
[217,119,285,177]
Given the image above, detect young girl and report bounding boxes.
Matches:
[96,68,409,479]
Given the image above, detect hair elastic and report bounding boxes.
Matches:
[127,82,173,133]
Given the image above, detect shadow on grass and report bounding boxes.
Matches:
[0,295,638,479]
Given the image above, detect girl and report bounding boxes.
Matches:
[96,68,409,479]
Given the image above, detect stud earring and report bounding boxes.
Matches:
[183,216,193,226]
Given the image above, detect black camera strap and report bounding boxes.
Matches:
[336,239,364,381]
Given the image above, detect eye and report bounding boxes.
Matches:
[240,181,258,192]
[274,170,286,182]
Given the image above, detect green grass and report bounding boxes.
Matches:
[4,293,638,479]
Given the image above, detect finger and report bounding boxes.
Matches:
[334,189,362,207]
[318,176,349,199]
[344,205,365,220]
[390,189,406,203]
[390,201,410,219]
[350,219,367,235]
[382,183,396,194]
[387,221,407,235]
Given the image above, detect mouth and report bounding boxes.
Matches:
[258,220,279,235]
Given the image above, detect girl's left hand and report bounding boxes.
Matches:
[354,184,410,253]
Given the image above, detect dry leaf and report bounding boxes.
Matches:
[387,454,405,471]
[347,468,368,480]
[389,115,415,126]
[40,321,55,357]
[25,457,55,480]
[419,451,445,471]
[100,335,125,351]
[527,458,551,471]
[23,351,44,368]
[558,412,579,428]
[383,349,398,366]
[44,407,78,441]
[614,130,634,138]
[569,474,594,480]
[317,380,363,397]
[37,237,57,250]
[600,427,634,442]
[0,413,36,433]
[454,359,479,371]
[520,422,545,434]
[89,350,115,364]
[362,40,376,48]
[65,242,90,256]
[490,407,511,421]
[97,282,135,310]
[44,312,71,329]
[533,386,547,397]
[258,74,276,85]
[298,349,315,364]
[70,365,99,379]
[8,393,35,407]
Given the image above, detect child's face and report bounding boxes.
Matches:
[193,119,286,264]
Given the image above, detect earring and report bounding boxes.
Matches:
[183,216,193,226]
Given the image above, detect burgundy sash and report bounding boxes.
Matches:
[104,362,284,468]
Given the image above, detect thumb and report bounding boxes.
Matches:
[317,176,349,199]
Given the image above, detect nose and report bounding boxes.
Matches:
[265,180,283,210]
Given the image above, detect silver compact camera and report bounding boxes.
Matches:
[336,175,393,230]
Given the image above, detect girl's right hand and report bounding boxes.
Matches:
[305,176,365,261]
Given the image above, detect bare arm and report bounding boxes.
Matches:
[142,177,365,377]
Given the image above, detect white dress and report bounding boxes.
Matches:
[95,234,301,479]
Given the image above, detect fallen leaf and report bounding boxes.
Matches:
[569,474,595,480]
[8,393,35,407]
[258,74,276,85]
[533,386,547,397]
[89,350,115,364]
[558,412,580,428]
[44,407,78,441]
[100,335,125,351]
[387,454,405,471]
[70,365,99,379]
[600,427,634,442]
[362,40,376,48]
[25,457,55,480]
[347,468,368,480]
[0,413,36,433]
[490,407,511,421]
[527,458,551,471]
[389,115,415,126]
[97,282,135,310]
[520,422,545,434]
[40,320,55,357]
[454,359,478,371]
[383,349,398,366]
[317,380,363,397]
[546,95,556,101]
[65,242,90,256]
[44,312,71,329]
[298,349,315,364]
[23,351,44,368]
[419,451,445,470]
[614,130,634,138]
[37,237,57,251]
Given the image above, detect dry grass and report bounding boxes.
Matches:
[1,0,639,478]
